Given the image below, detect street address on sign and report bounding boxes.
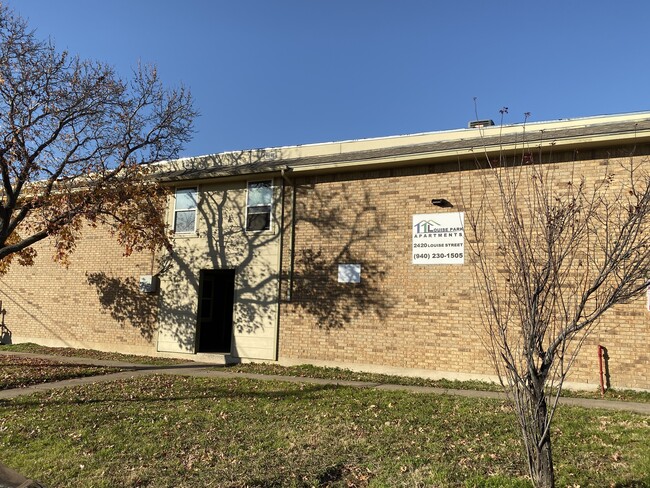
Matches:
[412,212,465,265]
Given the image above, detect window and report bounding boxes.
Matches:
[246,180,272,231]
[174,187,197,234]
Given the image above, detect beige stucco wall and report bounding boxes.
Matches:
[156,179,281,360]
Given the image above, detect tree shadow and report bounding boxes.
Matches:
[198,188,280,335]
[286,180,392,329]
[293,249,387,329]
[8,381,343,409]
[601,346,611,390]
[81,150,285,354]
[151,149,284,354]
[155,149,284,182]
[84,273,160,342]
[84,150,392,352]
[0,300,11,344]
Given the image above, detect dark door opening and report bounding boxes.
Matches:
[197,269,235,353]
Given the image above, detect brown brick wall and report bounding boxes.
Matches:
[1,147,648,389]
[0,224,159,354]
[278,154,650,389]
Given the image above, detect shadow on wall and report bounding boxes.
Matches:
[0,299,11,344]
[198,187,280,335]
[156,149,284,181]
[152,158,283,352]
[85,273,167,343]
[289,182,392,329]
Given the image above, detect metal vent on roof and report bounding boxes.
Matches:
[468,119,495,128]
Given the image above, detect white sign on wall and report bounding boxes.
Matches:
[338,264,361,283]
[412,212,465,265]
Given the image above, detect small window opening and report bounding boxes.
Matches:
[246,180,272,231]
[174,187,197,233]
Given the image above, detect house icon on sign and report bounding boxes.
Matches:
[413,220,440,233]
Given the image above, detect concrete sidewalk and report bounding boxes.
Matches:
[1,351,649,414]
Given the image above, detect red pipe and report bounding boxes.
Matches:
[598,345,605,397]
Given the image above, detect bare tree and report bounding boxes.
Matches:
[0,3,196,272]
[465,118,650,487]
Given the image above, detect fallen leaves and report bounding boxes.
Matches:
[0,355,121,390]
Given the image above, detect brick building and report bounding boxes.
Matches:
[1,112,649,390]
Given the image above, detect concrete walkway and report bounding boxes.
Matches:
[1,351,649,414]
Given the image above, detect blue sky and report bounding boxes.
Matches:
[6,1,650,157]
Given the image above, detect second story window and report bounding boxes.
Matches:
[174,187,197,234]
[246,180,272,231]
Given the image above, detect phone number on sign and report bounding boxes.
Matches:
[413,252,464,260]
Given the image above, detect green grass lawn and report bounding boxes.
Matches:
[224,363,650,404]
[0,355,121,390]
[0,343,189,365]
[3,343,649,403]
[1,375,648,488]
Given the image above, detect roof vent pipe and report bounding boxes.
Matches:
[468,119,495,128]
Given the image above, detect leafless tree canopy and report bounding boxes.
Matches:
[0,4,197,269]
[466,146,650,487]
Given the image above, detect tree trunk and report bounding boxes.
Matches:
[530,432,554,488]
[521,391,555,488]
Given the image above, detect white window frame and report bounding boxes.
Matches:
[245,179,273,232]
[173,187,198,235]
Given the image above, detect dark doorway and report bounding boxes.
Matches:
[197,269,236,353]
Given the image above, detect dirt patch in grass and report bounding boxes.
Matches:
[0,355,122,390]
[0,375,648,487]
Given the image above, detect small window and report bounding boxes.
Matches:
[246,180,272,231]
[174,187,197,234]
